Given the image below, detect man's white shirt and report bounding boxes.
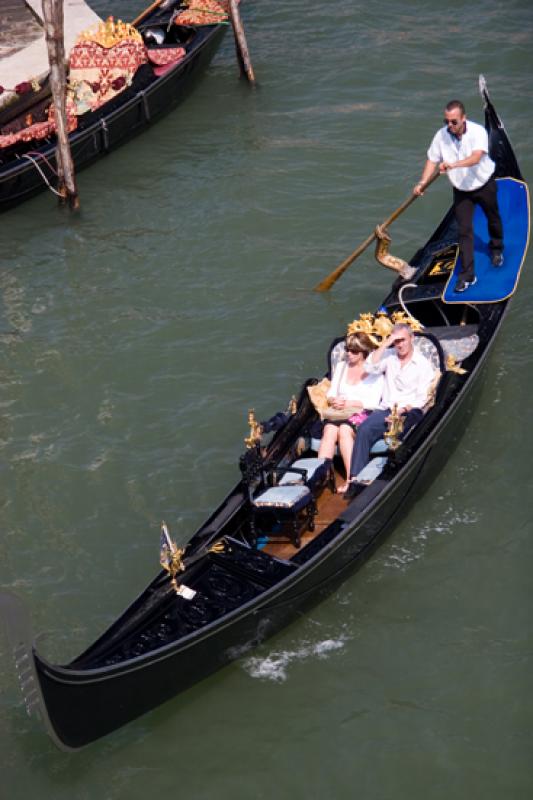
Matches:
[427,120,495,191]
[365,348,435,410]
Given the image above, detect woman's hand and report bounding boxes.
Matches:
[330,395,347,409]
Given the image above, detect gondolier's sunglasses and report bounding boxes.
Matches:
[444,118,461,126]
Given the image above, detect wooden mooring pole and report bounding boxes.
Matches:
[42,0,79,209]
[228,0,256,84]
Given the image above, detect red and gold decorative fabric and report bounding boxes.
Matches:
[68,18,148,114]
[0,101,77,150]
[0,17,146,148]
[146,47,187,77]
[173,0,229,27]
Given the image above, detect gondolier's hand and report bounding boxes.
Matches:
[413,182,425,196]
[439,161,453,173]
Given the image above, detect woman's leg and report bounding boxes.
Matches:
[337,424,355,491]
[318,423,339,460]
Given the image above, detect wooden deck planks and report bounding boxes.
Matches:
[262,468,348,560]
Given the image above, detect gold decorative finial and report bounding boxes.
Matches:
[159,522,185,594]
[244,409,263,449]
[384,405,404,450]
[446,354,467,374]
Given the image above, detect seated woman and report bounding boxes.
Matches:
[318,332,383,493]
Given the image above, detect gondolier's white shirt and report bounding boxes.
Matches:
[365,348,435,410]
[427,120,496,191]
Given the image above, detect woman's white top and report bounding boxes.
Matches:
[327,360,383,409]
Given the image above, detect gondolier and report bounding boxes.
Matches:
[414,99,504,293]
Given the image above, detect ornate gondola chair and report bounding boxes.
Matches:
[239,443,334,549]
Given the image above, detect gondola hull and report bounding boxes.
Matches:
[0,23,227,211]
[0,79,529,750]
[11,317,503,749]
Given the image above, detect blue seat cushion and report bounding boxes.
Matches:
[370,439,388,455]
[278,457,328,488]
[253,485,312,511]
[356,456,387,483]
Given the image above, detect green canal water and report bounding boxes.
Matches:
[1,1,532,797]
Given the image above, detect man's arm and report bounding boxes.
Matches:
[413,159,439,196]
[365,335,395,372]
[440,149,484,172]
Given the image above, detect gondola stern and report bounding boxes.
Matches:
[0,591,77,752]
[479,74,523,181]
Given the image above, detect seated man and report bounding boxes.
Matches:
[345,323,435,496]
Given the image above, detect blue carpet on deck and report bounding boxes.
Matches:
[443,178,530,303]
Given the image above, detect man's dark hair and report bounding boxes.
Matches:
[445,100,466,115]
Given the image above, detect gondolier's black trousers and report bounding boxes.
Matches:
[453,176,503,281]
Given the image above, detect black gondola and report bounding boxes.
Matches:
[0,2,230,211]
[0,78,529,750]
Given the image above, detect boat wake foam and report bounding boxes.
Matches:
[241,635,347,682]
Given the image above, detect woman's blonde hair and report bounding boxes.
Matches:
[345,332,376,356]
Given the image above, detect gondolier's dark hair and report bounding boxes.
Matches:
[445,100,466,115]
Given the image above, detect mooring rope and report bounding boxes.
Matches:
[21,152,62,197]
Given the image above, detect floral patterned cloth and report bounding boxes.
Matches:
[0,20,148,149]
[173,0,229,26]
[68,38,147,114]
[146,46,187,77]
[0,101,77,149]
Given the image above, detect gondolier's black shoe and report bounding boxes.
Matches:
[454,276,477,293]
[491,250,504,267]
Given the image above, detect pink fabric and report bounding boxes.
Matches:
[147,47,186,76]
[347,410,370,428]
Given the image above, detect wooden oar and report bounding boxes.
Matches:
[313,168,441,292]
[132,0,167,28]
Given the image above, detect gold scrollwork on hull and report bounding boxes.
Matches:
[428,245,459,276]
